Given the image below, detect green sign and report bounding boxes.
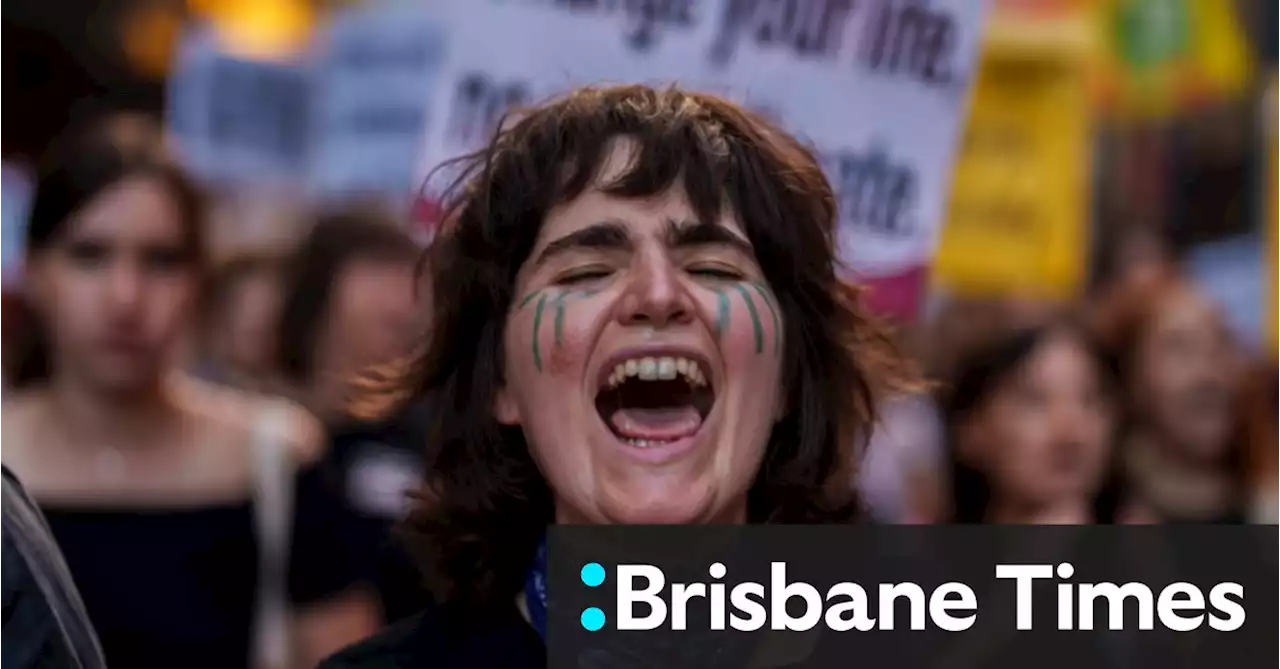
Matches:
[1115,0,1190,69]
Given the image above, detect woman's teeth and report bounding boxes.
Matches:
[605,356,707,389]
[623,437,670,448]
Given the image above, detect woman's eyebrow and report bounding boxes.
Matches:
[531,221,632,268]
[663,218,753,256]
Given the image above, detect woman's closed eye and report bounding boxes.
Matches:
[555,266,614,286]
[688,264,745,281]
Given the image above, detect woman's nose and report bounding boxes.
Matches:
[617,258,694,329]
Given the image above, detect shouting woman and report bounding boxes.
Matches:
[321,85,915,668]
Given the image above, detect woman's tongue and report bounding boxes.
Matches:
[609,406,703,442]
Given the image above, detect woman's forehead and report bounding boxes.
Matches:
[535,138,746,245]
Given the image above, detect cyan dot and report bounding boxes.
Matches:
[581,607,606,631]
[580,562,606,587]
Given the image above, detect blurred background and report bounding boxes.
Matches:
[0,0,1275,667]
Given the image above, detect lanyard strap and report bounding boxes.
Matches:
[523,537,549,641]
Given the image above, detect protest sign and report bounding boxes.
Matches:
[933,0,1094,299]
[1098,0,1253,118]
[308,4,446,202]
[166,25,310,189]
[1265,72,1276,354]
[411,0,990,316]
[1,163,33,286]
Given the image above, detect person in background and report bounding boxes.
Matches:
[942,316,1128,524]
[937,314,1186,669]
[277,209,422,424]
[1095,271,1247,523]
[3,465,107,669]
[197,251,287,393]
[275,209,430,624]
[1235,359,1277,524]
[1,114,379,669]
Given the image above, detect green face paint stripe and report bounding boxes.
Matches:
[553,294,568,347]
[531,293,547,372]
[518,290,541,309]
[712,288,731,339]
[552,289,599,346]
[733,284,765,353]
[748,282,781,355]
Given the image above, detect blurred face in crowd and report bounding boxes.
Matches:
[27,176,197,392]
[317,258,418,377]
[959,332,1114,512]
[220,271,281,377]
[494,143,786,525]
[1132,284,1236,462]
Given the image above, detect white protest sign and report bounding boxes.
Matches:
[0,163,29,291]
[413,0,715,201]
[412,0,988,305]
[308,4,447,201]
[166,26,311,189]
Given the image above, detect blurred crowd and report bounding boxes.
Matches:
[0,107,1273,668]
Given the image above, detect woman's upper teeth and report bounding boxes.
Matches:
[607,356,707,389]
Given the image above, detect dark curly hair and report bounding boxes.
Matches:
[362,85,917,615]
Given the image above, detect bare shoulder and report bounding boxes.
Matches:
[174,376,326,467]
[0,393,44,472]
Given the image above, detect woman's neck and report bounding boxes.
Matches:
[1126,431,1234,521]
[42,373,176,450]
[986,497,1092,525]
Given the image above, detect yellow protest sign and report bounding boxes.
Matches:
[1266,73,1277,354]
[934,3,1094,299]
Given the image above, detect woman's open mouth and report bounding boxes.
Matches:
[594,353,716,449]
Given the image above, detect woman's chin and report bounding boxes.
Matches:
[596,488,739,525]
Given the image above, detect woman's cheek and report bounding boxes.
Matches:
[701,281,784,368]
[512,287,604,378]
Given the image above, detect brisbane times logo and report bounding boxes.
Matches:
[573,561,1247,633]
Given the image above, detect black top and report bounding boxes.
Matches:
[319,605,544,669]
[2,467,107,669]
[323,406,432,624]
[40,464,367,669]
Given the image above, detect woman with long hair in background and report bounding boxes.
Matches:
[0,114,379,669]
[942,315,1129,524]
[1095,271,1249,523]
[274,209,430,624]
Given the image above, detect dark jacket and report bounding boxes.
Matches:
[2,466,108,669]
[319,605,543,669]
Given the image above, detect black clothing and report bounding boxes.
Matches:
[1,466,107,669]
[319,605,544,669]
[323,406,431,623]
[40,464,365,669]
